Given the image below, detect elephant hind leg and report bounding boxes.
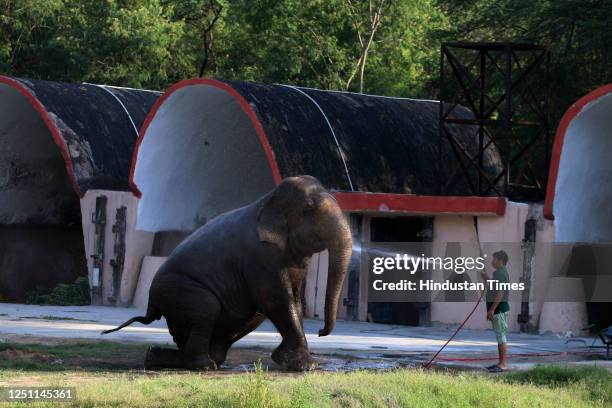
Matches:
[209,313,266,366]
[182,320,220,370]
[167,320,189,351]
[146,285,221,370]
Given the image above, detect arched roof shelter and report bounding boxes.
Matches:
[131,78,505,232]
[0,76,160,224]
[544,84,612,242]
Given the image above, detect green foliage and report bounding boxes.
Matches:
[0,0,446,97]
[1,0,610,121]
[25,276,91,306]
[0,0,185,88]
[437,0,612,122]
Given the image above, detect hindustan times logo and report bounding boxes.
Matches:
[372,254,487,275]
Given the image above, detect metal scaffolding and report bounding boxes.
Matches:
[439,42,550,200]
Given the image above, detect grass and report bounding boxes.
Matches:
[0,340,610,407]
[503,365,612,405]
[0,341,147,371]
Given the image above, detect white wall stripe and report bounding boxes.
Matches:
[279,84,355,191]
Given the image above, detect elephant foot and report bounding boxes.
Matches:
[184,356,218,371]
[272,346,316,372]
[209,343,230,366]
[144,346,217,371]
[144,346,172,370]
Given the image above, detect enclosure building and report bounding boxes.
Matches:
[2,75,610,334]
[125,79,540,332]
[0,76,159,304]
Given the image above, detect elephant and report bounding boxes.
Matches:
[102,175,353,371]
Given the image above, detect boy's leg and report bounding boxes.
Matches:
[492,311,509,369]
[497,343,508,368]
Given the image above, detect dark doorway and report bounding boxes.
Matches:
[0,225,87,301]
[367,216,433,326]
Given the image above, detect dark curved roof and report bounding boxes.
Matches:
[0,76,161,195]
[129,78,506,231]
[205,79,501,196]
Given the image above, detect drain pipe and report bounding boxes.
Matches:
[518,212,537,332]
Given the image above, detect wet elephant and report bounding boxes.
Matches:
[102,176,352,371]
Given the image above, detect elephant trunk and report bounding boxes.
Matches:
[318,205,352,337]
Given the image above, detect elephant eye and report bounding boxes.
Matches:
[303,205,315,214]
[303,199,315,213]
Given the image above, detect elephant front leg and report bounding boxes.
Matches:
[267,281,315,371]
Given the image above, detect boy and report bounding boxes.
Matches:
[482,250,510,372]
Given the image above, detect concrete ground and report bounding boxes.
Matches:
[1,303,610,372]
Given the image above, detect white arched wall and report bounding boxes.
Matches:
[0,84,78,224]
[132,84,276,232]
[553,91,612,243]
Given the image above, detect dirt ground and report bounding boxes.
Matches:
[1,305,611,376]
[0,334,413,375]
[1,333,608,381]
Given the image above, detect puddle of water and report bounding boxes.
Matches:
[219,354,412,373]
[319,357,400,372]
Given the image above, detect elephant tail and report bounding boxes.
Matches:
[100,306,161,335]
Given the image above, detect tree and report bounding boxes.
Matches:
[1,0,186,89]
[437,0,612,123]
[344,0,389,93]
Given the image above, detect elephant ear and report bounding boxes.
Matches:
[257,193,287,251]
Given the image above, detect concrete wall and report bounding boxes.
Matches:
[429,213,490,329]
[427,202,587,335]
[80,190,154,306]
[132,255,166,310]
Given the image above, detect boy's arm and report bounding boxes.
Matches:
[487,290,503,320]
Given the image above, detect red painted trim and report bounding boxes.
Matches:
[128,78,283,197]
[0,76,83,197]
[334,191,506,216]
[543,84,612,220]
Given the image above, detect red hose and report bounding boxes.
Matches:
[435,351,602,362]
[423,288,486,369]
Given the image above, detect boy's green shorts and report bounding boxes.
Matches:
[492,311,509,344]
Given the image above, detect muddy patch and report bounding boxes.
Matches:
[0,349,63,365]
[0,336,424,374]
